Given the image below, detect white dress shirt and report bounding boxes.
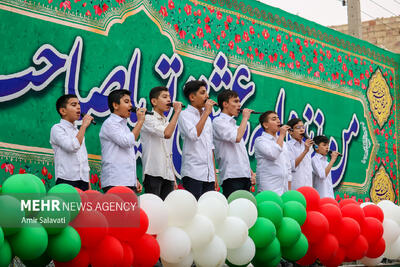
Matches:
[141,111,175,181]
[50,119,90,182]
[178,105,215,182]
[212,113,251,182]
[255,132,292,196]
[286,139,313,190]
[99,113,137,187]
[312,153,334,198]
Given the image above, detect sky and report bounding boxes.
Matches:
[259,0,400,26]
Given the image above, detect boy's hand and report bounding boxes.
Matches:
[279,125,291,135]
[241,108,253,120]
[204,99,217,115]
[173,102,183,113]
[214,181,220,191]
[136,181,143,193]
[331,151,340,161]
[136,108,146,122]
[174,180,178,190]
[251,172,256,185]
[304,139,314,151]
[82,114,94,128]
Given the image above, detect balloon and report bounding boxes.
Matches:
[345,234,368,261]
[8,222,48,260]
[277,217,301,248]
[106,186,137,203]
[157,227,191,263]
[254,237,280,262]
[255,191,283,208]
[384,235,400,260]
[1,174,45,196]
[257,201,283,229]
[360,255,384,266]
[0,227,3,247]
[336,217,360,246]
[301,211,329,244]
[0,240,12,267]
[341,203,365,225]
[198,197,228,228]
[193,235,227,267]
[162,252,193,267]
[0,195,24,236]
[139,193,168,235]
[199,191,228,207]
[339,198,357,208]
[110,208,148,242]
[121,243,134,267]
[319,197,339,207]
[164,190,197,227]
[363,204,384,222]
[282,201,307,226]
[36,195,71,235]
[380,202,400,224]
[183,214,215,250]
[226,237,255,266]
[297,187,320,211]
[228,198,257,229]
[47,226,81,262]
[90,235,124,267]
[360,202,375,208]
[48,183,81,220]
[362,217,384,244]
[130,234,160,267]
[319,246,345,267]
[227,190,257,206]
[382,219,400,244]
[253,252,281,267]
[366,238,385,258]
[315,233,339,261]
[71,210,108,248]
[296,247,317,266]
[319,204,342,233]
[282,233,308,261]
[22,252,52,267]
[249,217,276,248]
[54,249,90,267]
[216,216,248,249]
[281,190,307,208]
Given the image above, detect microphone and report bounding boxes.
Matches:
[167,103,186,108]
[81,113,96,125]
[301,132,309,139]
[129,108,154,115]
[328,150,343,157]
[239,108,262,114]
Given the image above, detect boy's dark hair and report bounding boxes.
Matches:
[259,111,277,130]
[56,94,78,117]
[287,118,302,129]
[217,90,239,110]
[149,86,169,107]
[108,89,131,113]
[313,135,329,145]
[183,80,207,100]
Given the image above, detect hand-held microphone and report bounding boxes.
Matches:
[167,103,186,108]
[239,108,262,114]
[328,150,343,157]
[81,113,96,125]
[129,108,154,115]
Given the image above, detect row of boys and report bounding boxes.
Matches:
[50,80,339,200]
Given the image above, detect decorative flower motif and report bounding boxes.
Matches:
[59,0,71,10]
[228,41,234,50]
[42,166,48,176]
[159,6,168,17]
[179,30,186,39]
[196,27,204,38]
[216,11,222,20]
[243,31,249,42]
[205,24,211,33]
[234,34,241,43]
[168,0,174,9]
[1,163,14,175]
[184,4,192,15]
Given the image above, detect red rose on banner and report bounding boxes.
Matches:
[184,4,191,15]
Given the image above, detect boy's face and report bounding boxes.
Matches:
[290,121,305,141]
[263,113,281,134]
[223,96,241,117]
[113,94,133,118]
[152,91,171,112]
[60,97,80,123]
[189,86,208,108]
[316,142,329,156]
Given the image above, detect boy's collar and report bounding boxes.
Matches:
[60,119,76,127]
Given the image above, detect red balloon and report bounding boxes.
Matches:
[319,204,342,233]
[71,210,109,248]
[315,234,339,261]
[297,187,320,211]
[341,203,365,225]
[319,197,339,208]
[320,246,345,267]
[363,204,384,222]
[366,238,386,258]
[296,247,317,266]
[339,198,357,208]
[90,235,124,267]
[336,217,360,246]
[109,208,148,243]
[130,234,160,267]
[121,242,135,267]
[362,217,384,244]
[106,186,138,203]
[301,211,329,244]
[54,249,90,267]
[344,235,368,261]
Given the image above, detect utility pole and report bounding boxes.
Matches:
[347,0,362,38]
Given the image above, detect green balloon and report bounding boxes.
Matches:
[22,252,52,267]
[0,195,25,236]
[47,225,81,262]
[281,190,306,208]
[255,238,280,262]
[0,240,12,267]
[249,217,276,248]
[276,217,301,248]
[25,174,47,195]
[8,222,48,260]
[257,201,283,229]
[255,191,283,208]
[36,196,71,235]
[0,227,3,247]
[48,184,81,220]
[1,174,45,196]
[283,201,307,226]
[252,252,281,267]
[228,190,257,206]
[282,233,308,261]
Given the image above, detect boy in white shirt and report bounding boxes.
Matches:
[286,118,313,190]
[213,90,256,198]
[178,80,218,199]
[312,135,340,198]
[50,94,94,190]
[254,111,292,195]
[141,86,183,200]
[99,89,146,193]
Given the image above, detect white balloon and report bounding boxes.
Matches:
[139,193,168,234]
[157,227,191,264]
[360,202,375,208]
[216,216,248,249]
[183,214,215,250]
[199,191,228,208]
[161,252,194,267]
[383,219,400,244]
[228,198,257,229]
[227,237,256,266]
[384,235,400,260]
[383,205,400,225]
[198,197,228,228]
[193,235,227,267]
[359,255,384,266]
[164,190,198,227]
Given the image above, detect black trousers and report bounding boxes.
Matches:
[143,174,174,200]
[101,185,137,193]
[182,176,214,200]
[56,178,89,191]
[222,177,251,199]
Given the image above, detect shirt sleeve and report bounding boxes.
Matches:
[212,118,237,143]
[142,115,166,138]
[178,111,200,141]
[284,146,293,182]
[50,125,80,153]
[254,137,283,160]
[286,143,298,172]
[102,121,135,148]
[312,157,327,180]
